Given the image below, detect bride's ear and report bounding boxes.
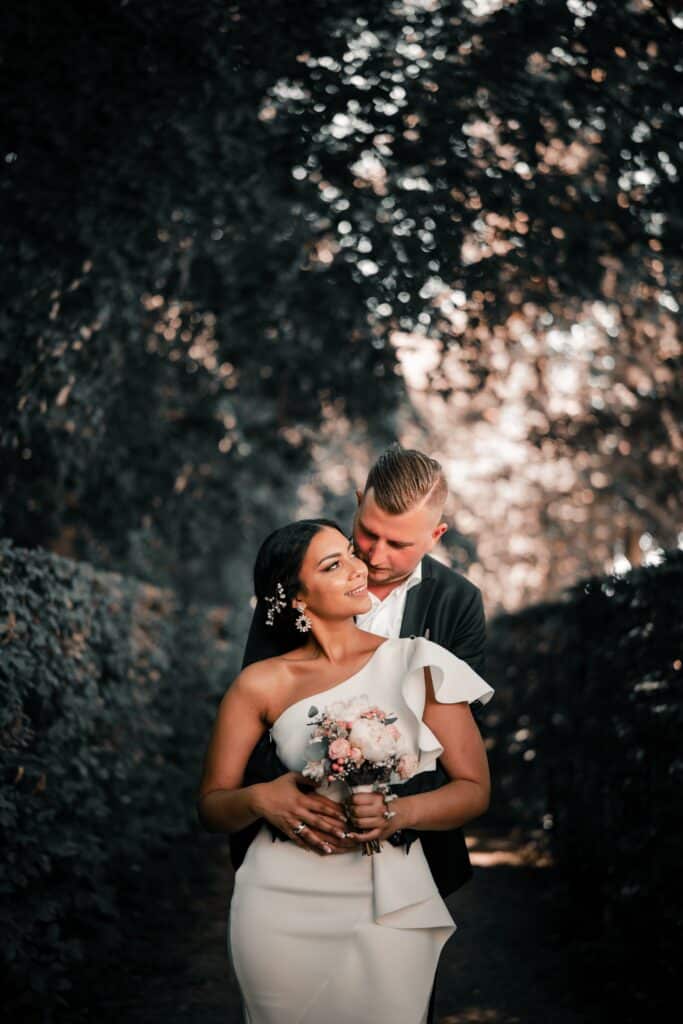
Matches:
[355,489,363,506]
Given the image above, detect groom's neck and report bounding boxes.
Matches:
[367,573,412,602]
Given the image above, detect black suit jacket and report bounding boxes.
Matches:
[231,554,487,898]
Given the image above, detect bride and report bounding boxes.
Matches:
[198,518,493,1024]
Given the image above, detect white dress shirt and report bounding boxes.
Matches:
[355,561,423,638]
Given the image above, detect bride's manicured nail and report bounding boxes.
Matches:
[324,845,332,854]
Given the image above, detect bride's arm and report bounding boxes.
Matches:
[197,668,348,846]
[197,670,272,833]
[348,667,490,841]
[398,705,490,831]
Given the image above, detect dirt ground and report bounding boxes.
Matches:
[69,824,596,1024]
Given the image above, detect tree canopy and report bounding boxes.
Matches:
[2,0,680,606]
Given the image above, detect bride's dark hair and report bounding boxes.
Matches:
[253,518,345,651]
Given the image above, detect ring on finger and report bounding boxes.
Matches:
[292,821,307,835]
[383,810,396,821]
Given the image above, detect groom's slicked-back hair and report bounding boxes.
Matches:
[364,444,448,515]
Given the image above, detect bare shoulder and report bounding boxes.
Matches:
[233,651,316,725]
[231,655,289,701]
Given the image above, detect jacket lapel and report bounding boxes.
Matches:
[400,557,435,638]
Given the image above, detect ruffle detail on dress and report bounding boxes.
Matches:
[372,839,456,932]
[400,637,494,776]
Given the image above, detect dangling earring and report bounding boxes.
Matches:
[295,602,312,633]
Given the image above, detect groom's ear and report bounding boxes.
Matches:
[432,523,448,545]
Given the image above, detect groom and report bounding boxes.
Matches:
[233,444,487,898]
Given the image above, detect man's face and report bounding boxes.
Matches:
[352,488,447,590]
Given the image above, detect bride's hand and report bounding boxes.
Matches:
[346,791,405,844]
[252,772,354,855]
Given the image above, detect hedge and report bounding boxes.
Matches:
[0,541,231,1017]
[3,538,680,1019]
[481,550,682,1019]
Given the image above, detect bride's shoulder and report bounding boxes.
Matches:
[240,643,322,682]
[232,654,292,702]
[238,653,293,683]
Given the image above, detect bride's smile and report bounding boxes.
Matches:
[292,527,373,621]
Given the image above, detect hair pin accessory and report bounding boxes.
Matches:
[264,582,287,626]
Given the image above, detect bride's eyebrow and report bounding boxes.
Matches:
[316,542,354,567]
[316,551,343,567]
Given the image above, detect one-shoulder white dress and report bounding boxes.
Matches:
[228,636,494,1024]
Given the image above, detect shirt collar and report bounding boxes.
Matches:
[405,560,423,590]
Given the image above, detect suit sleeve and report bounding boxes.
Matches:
[241,604,282,669]
[447,586,487,676]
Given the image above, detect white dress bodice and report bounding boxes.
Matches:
[268,636,494,929]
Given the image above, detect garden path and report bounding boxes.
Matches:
[86,827,587,1024]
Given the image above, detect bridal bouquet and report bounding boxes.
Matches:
[302,694,418,854]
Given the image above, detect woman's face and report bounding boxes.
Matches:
[296,527,371,622]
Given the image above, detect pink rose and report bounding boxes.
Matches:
[329,738,351,760]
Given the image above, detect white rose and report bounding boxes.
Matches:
[394,733,412,758]
[325,694,370,725]
[328,700,350,721]
[348,719,397,762]
[343,694,371,724]
[302,760,327,783]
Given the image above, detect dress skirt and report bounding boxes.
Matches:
[229,825,454,1024]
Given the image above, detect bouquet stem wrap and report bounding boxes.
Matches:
[346,783,382,855]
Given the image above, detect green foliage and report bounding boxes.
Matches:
[0,1,399,599]
[483,549,682,1019]
[0,541,232,1015]
[2,1,680,598]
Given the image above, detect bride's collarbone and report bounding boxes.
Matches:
[281,639,385,682]
[270,640,387,718]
